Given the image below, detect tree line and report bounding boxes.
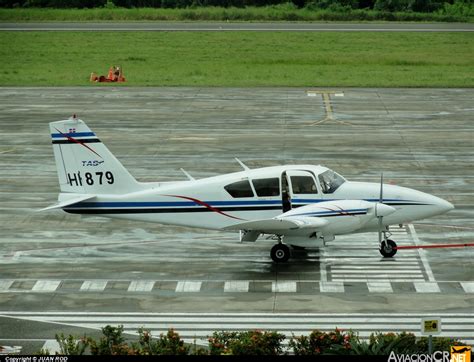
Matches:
[1,0,470,13]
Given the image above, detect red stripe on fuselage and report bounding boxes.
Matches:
[317,205,352,216]
[164,195,246,221]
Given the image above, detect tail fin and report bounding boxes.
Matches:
[50,117,142,194]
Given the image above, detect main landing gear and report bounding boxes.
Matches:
[379,232,397,258]
[271,243,291,263]
[270,237,291,263]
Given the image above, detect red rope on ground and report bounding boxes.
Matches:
[394,243,474,250]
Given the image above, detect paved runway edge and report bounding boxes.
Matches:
[1,312,472,346]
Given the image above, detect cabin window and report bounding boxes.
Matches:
[291,176,318,194]
[252,178,280,197]
[318,170,346,194]
[224,180,254,198]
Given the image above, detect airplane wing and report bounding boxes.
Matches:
[38,194,96,212]
[222,217,328,233]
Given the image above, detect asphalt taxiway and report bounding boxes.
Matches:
[0,87,472,353]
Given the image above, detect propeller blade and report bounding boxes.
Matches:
[378,219,382,244]
[378,173,384,246]
[379,172,384,204]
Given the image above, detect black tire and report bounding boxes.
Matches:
[271,244,291,263]
[379,239,397,258]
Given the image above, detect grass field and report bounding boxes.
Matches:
[0,32,472,87]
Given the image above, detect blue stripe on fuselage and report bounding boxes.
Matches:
[68,200,283,208]
[289,208,368,217]
[51,132,96,138]
[67,198,427,209]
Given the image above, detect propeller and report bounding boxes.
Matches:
[375,173,396,249]
[378,173,384,248]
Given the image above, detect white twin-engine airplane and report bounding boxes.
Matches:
[43,117,454,263]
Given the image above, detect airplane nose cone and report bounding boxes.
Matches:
[426,194,454,216]
[437,198,454,214]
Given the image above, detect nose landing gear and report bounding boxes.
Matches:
[379,232,397,258]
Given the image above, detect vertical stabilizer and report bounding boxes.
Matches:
[50,117,142,194]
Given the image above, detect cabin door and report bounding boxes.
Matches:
[286,170,319,208]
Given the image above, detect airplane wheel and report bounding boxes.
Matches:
[271,244,291,263]
[379,239,397,258]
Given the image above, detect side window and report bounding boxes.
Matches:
[224,180,254,198]
[252,178,280,197]
[291,176,318,194]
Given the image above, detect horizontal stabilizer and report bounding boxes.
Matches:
[39,194,96,212]
[223,217,327,233]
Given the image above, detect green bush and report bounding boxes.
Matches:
[372,332,417,354]
[330,331,468,356]
[55,333,90,355]
[439,0,474,17]
[208,331,239,355]
[374,0,410,12]
[289,328,354,355]
[132,328,190,355]
[88,325,133,355]
[208,330,286,355]
[37,327,470,356]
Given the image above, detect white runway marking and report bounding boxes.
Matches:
[409,224,436,282]
[128,280,155,292]
[272,281,297,293]
[0,279,471,294]
[367,281,393,293]
[32,280,61,292]
[0,280,13,291]
[80,280,107,292]
[414,282,441,293]
[326,225,433,283]
[224,281,249,293]
[175,281,202,293]
[319,247,328,282]
[319,281,344,293]
[460,282,474,293]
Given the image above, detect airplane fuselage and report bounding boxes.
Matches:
[62,164,453,234]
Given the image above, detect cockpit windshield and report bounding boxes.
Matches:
[318,169,346,194]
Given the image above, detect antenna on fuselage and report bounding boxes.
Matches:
[235,158,250,171]
[180,168,195,181]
